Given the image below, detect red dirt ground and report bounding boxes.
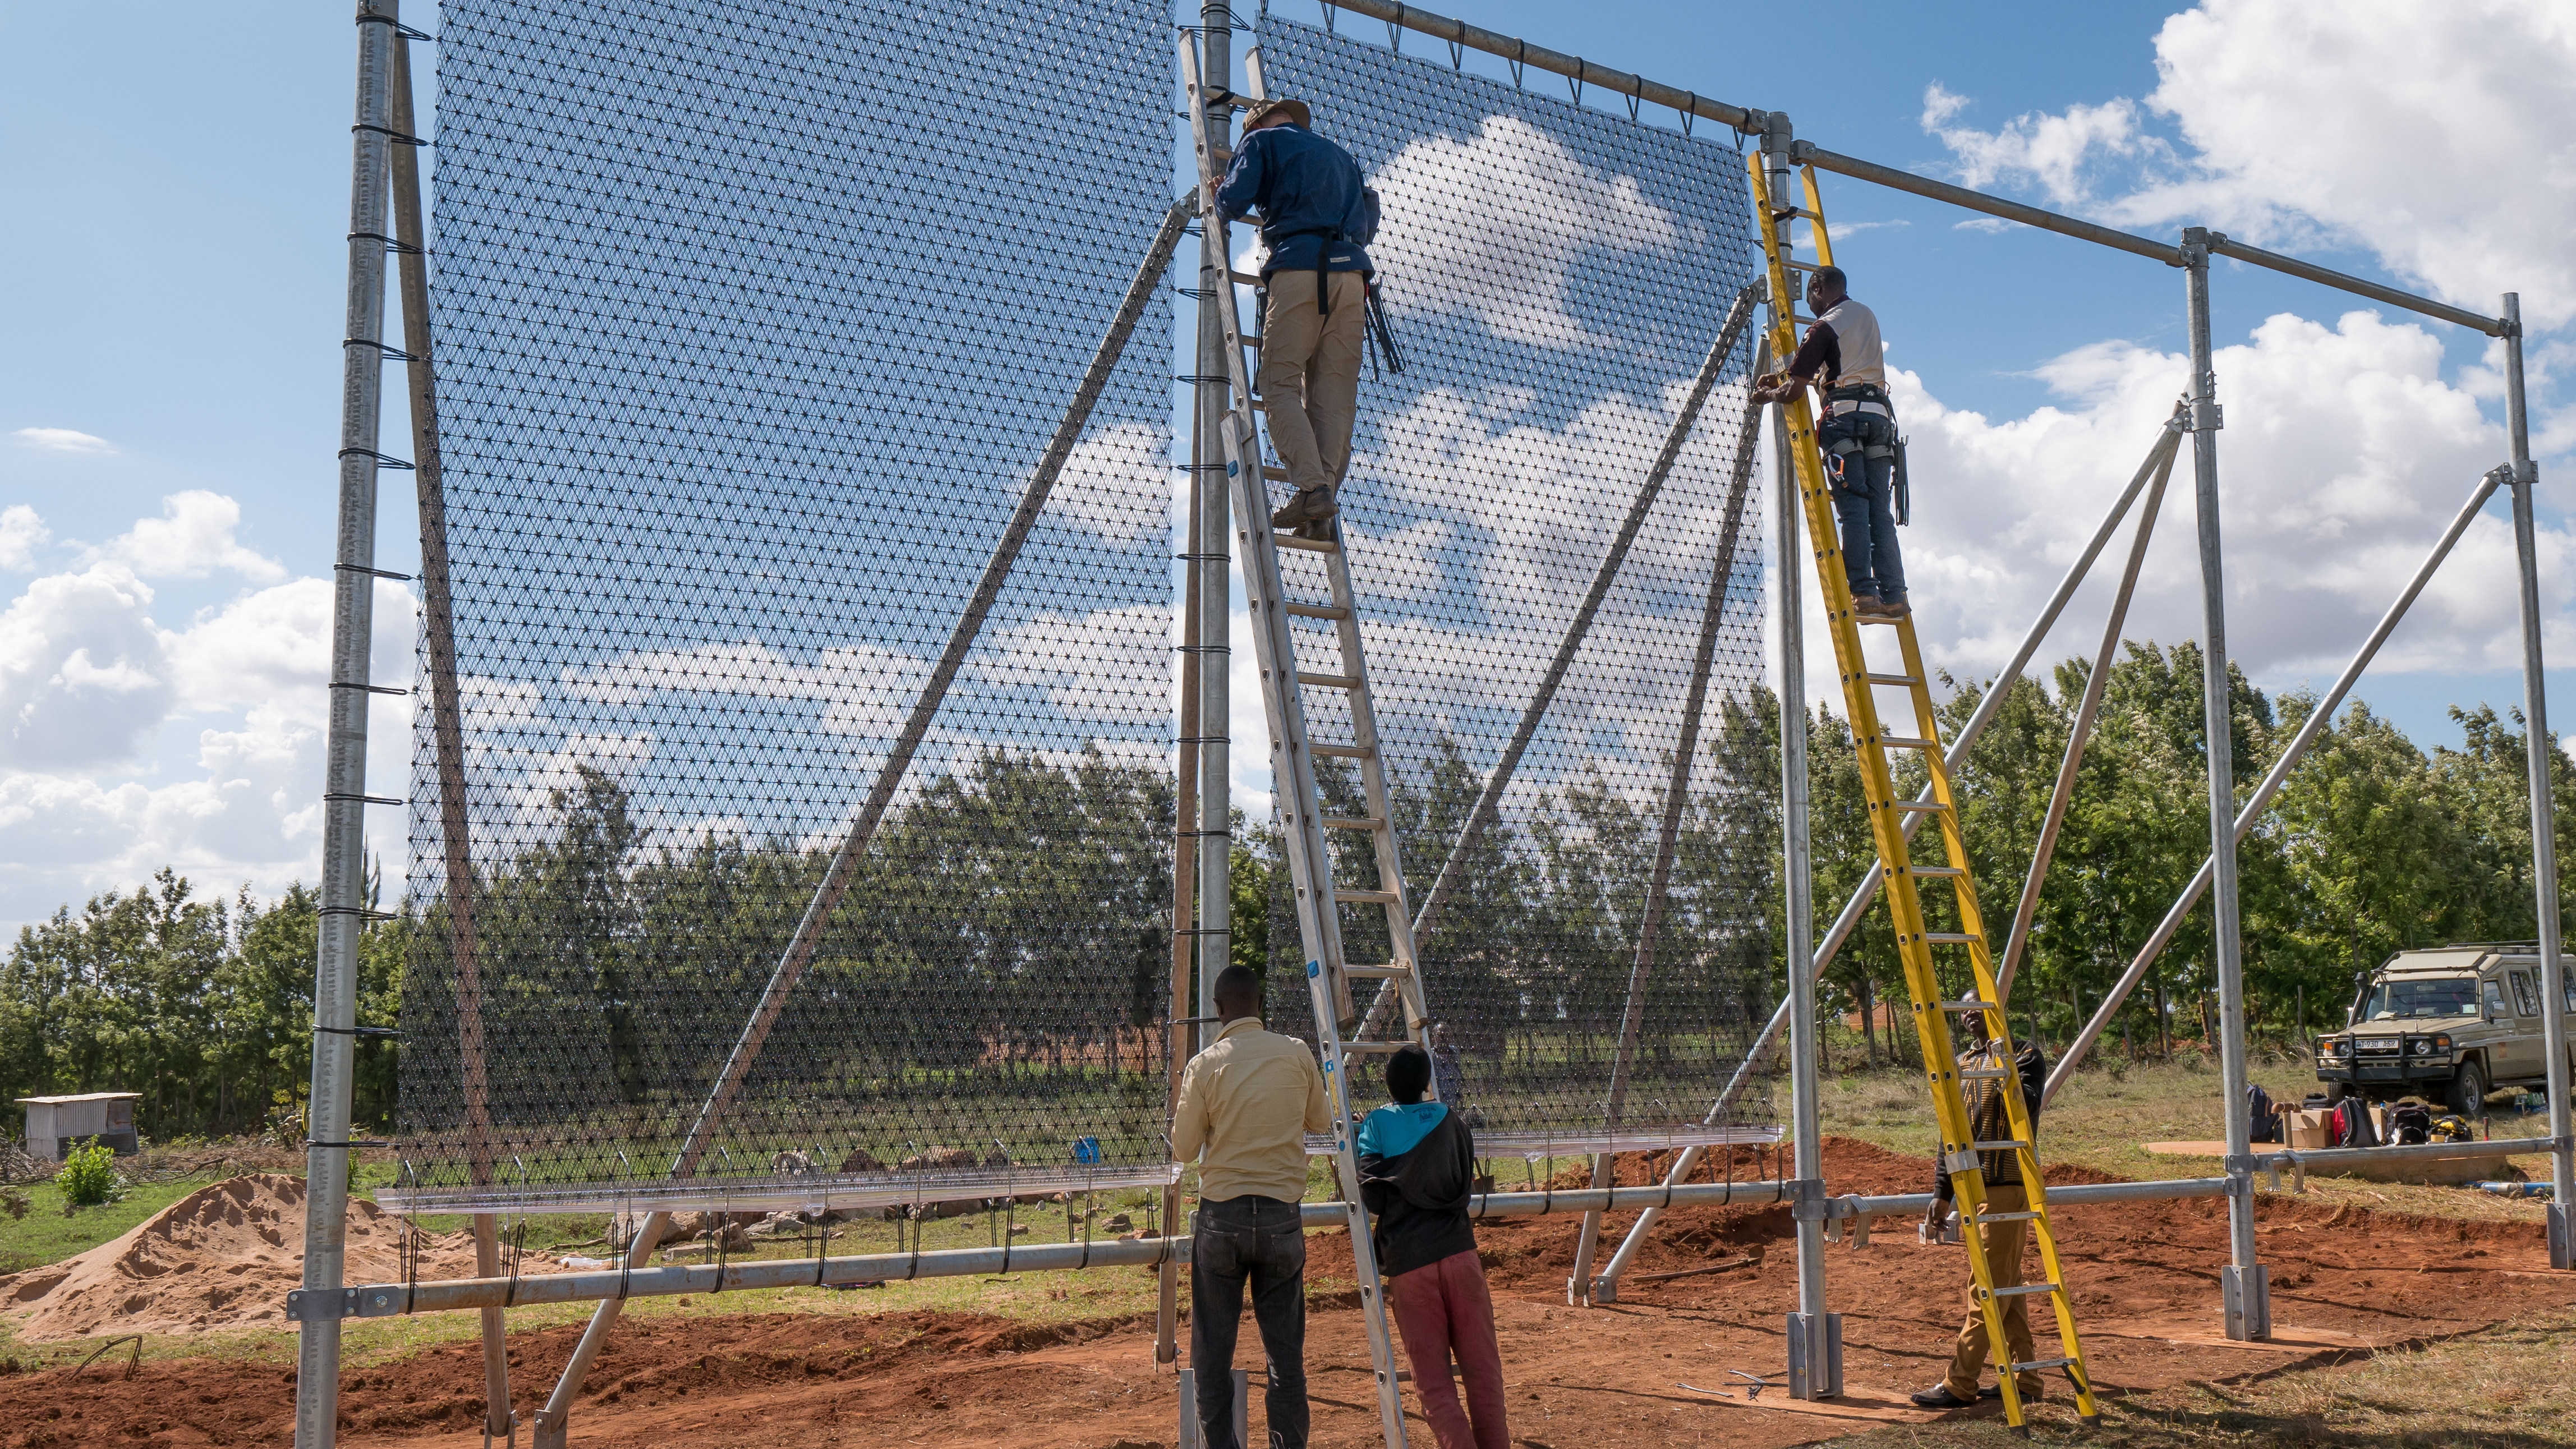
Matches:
[3,1137,2569,1448]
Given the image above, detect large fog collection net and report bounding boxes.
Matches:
[394,0,1179,1208]
[1253,20,1779,1151]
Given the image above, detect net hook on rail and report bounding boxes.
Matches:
[1387,3,1402,53]
[994,1139,1016,1276]
[904,1143,926,1282]
[614,1155,634,1303]
[502,1156,527,1309]
[1510,38,1525,89]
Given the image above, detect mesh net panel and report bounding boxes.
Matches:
[1250,19,1778,1149]
[395,0,1179,1206]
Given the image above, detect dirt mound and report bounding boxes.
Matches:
[0,1172,480,1341]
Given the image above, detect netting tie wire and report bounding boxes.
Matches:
[995,1139,1015,1276]
[1171,643,1231,654]
[346,229,424,256]
[333,560,413,581]
[1386,4,1402,53]
[352,121,430,149]
[615,1158,634,1302]
[338,446,415,471]
[502,1156,527,1309]
[352,12,434,42]
[1510,38,1525,89]
[344,336,419,363]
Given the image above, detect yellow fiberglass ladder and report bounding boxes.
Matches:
[1181,38,1433,1449]
[1749,157,2100,1432]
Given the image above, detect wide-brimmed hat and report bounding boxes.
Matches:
[1245,97,1312,130]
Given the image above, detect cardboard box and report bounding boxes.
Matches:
[2286,1107,2334,1148]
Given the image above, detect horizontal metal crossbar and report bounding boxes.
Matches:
[1308,1124,1784,1159]
[374,1163,1183,1218]
[1988,1283,2063,1299]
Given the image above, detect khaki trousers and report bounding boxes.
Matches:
[1259,269,1368,493]
[1944,1182,2042,1400]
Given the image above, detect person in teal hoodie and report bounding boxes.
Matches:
[1357,1045,1510,1449]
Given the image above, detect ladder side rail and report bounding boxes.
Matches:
[1319,546,1432,1036]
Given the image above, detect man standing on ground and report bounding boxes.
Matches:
[1911,1023,2051,1410]
[1751,264,1909,618]
[1174,964,1334,1449]
[1359,1044,1510,1449]
[1215,96,1379,539]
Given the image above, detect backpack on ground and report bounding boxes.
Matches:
[2385,1100,2431,1146]
[2247,1084,2279,1143]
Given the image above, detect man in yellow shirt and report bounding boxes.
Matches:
[1175,964,1334,1449]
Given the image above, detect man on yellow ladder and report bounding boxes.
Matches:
[1911,1022,2053,1410]
[1751,264,1909,618]
[1215,97,1380,540]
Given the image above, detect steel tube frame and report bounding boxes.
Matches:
[2043,464,2511,1102]
[2277,1135,2560,1173]
[2182,229,2267,1341]
[383,32,513,1442]
[297,5,398,1444]
[1405,286,1761,956]
[2501,292,2575,1267]
[529,197,1195,1447]
[1194,2,1232,1043]
[1995,439,2179,1001]
[1594,416,2185,1298]
[1569,332,1768,1304]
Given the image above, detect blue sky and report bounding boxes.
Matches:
[3,0,2571,930]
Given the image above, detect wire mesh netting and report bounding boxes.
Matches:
[1249,19,1779,1152]
[393,0,1183,1212]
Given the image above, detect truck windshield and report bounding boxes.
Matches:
[2359,976,2478,1020]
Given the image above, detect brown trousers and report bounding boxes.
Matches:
[1258,269,1367,493]
[1944,1182,2043,1400]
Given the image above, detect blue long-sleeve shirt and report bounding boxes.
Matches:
[1215,122,1377,275]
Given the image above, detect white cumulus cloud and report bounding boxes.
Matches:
[1368,116,1680,349]
[90,490,287,582]
[0,507,50,569]
[0,564,174,770]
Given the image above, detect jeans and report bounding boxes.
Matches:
[1387,1249,1511,1449]
[1944,1183,2041,1400]
[1822,411,1905,602]
[1191,1195,1309,1449]
[1259,270,1368,494]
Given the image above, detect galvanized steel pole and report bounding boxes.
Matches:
[297,5,398,1446]
[2501,292,2575,1268]
[1196,2,1233,1036]
[2182,228,2266,1340]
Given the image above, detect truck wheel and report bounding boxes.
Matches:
[2446,1060,2487,1118]
[2322,1079,2350,1106]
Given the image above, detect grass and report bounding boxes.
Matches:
[1827,1309,2576,1447]
[1817,1051,2564,1225]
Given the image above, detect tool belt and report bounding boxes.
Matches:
[1818,383,1908,523]
[1258,225,1404,376]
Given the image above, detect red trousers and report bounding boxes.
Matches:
[1385,1249,1511,1449]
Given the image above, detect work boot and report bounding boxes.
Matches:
[1876,594,1912,620]
[1910,1384,1976,1409]
[1850,593,1887,618]
[1272,485,1337,531]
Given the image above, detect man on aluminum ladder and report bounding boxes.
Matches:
[1751,264,1911,618]
[1215,96,1382,539]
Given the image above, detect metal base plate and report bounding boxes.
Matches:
[2222,1263,2271,1341]
[1786,1311,1842,1399]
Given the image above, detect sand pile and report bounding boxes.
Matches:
[0,1171,480,1341]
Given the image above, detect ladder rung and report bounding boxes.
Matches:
[1335,889,1400,905]
[1924,932,1980,945]
[1855,612,1908,626]
[1938,1000,2000,1013]
[1879,735,1939,750]
[1310,744,1373,758]
[1905,863,1966,877]
[1889,799,1947,813]
[1284,602,1350,620]
[1342,964,1411,980]
[1230,270,1263,287]
[1974,1211,2041,1223]
[1781,259,1824,273]
[1296,671,1361,691]
[1863,672,1922,686]
[1989,1283,2062,1300]
[1240,334,1263,348]
[1771,206,1822,222]
[1959,1069,2012,1080]
[1321,816,1383,831]
[1340,1039,1413,1054]
[1275,532,1338,554]
[1970,1140,2031,1153]
[1262,464,1290,481]
[2006,1356,2076,1372]
[1792,313,1821,327]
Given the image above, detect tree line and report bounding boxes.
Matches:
[4,637,2569,1146]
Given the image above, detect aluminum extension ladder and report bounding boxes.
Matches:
[1181,39,1430,1449]
[1747,156,2101,1431]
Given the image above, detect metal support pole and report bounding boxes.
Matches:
[1195,5,1233,1037]
[297,6,397,1446]
[382,32,513,1442]
[2182,228,2266,1341]
[1569,334,1767,1307]
[2043,463,2508,1100]
[1595,415,2182,1298]
[528,197,1193,1448]
[1161,405,1204,1367]
[1994,442,2178,1001]
[2501,292,2575,1268]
